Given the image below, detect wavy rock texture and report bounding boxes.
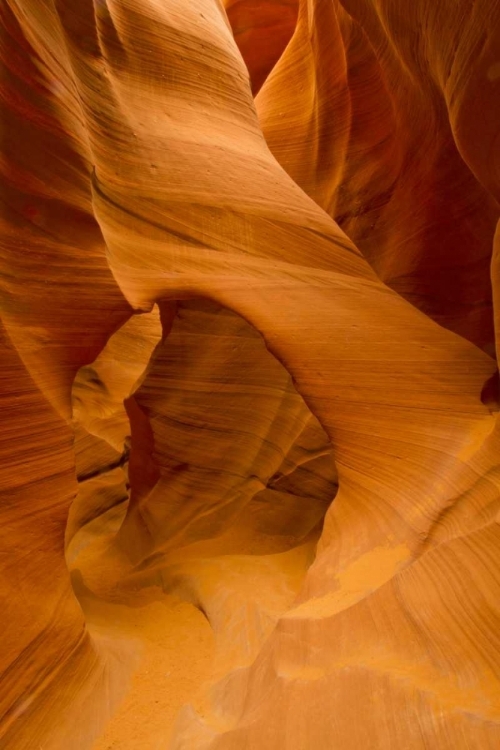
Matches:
[1,0,500,749]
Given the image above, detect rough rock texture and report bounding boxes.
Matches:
[1,1,500,748]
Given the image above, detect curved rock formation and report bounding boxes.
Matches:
[1,0,499,748]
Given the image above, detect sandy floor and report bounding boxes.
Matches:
[66,501,215,750]
[90,597,215,750]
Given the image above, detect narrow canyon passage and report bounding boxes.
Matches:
[66,301,338,749]
[1,0,500,748]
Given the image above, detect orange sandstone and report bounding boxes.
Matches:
[0,1,499,749]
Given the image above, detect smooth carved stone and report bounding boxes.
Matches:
[0,1,499,749]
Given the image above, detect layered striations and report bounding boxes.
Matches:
[1,1,500,749]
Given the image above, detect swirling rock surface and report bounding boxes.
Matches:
[1,1,499,748]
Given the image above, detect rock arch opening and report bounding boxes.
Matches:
[66,298,338,748]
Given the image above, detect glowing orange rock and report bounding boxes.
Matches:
[0,1,499,749]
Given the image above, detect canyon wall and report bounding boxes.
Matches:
[1,1,500,748]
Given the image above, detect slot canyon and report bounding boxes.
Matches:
[1,0,500,748]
